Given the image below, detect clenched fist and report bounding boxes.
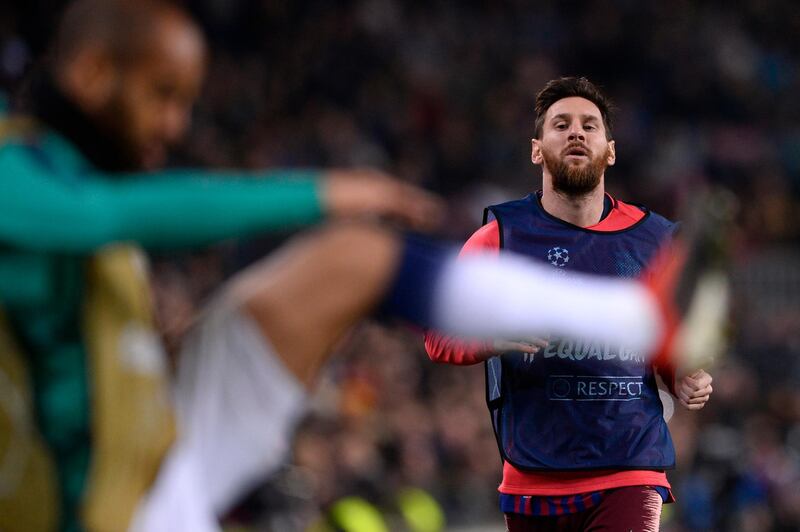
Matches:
[677,369,713,410]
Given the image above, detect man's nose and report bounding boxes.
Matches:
[163,104,190,144]
[568,127,585,142]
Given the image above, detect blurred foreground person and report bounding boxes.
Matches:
[426,78,720,532]
[0,3,713,531]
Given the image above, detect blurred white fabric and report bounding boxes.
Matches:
[130,304,307,532]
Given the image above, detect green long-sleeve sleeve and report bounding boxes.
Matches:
[0,140,324,253]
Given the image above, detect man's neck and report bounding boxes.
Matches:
[540,181,606,228]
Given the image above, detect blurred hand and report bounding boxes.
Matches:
[492,338,549,356]
[677,369,713,410]
[321,168,443,231]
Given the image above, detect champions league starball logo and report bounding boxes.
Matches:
[546,246,570,267]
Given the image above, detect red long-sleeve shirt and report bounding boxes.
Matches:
[424,199,677,496]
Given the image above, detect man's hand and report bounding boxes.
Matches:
[321,169,443,231]
[466,338,548,363]
[676,369,713,410]
[492,338,549,356]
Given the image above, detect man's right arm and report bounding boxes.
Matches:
[424,222,499,365]
[0,144,440,253]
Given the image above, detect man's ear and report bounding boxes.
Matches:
[606,140,616,166]
[531,138,544,165]
[59,47,117,113]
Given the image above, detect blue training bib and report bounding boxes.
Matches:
[484,193,677,471]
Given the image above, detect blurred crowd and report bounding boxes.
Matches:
[3,0,800,530]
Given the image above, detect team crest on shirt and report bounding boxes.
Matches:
[546,246,570,267]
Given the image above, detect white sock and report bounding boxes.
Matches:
[432,253,663,356]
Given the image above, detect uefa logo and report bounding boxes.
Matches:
[546,246,570,267]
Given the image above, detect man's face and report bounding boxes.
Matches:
[100,17,205,170]
[532,96,615,196]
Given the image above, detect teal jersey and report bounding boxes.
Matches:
[0,120,324,530]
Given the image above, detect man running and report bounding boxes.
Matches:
[426,77,715,532]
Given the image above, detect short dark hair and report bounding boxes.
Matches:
[534,77,614,140]
[52,0,199,68]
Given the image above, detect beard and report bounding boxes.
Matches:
[542,143,609,196]
[97,94,148,171]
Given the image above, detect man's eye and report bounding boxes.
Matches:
[555,123,567,130]
[585,124,596,131]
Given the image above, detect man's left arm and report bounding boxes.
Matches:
[656,363,713,410]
